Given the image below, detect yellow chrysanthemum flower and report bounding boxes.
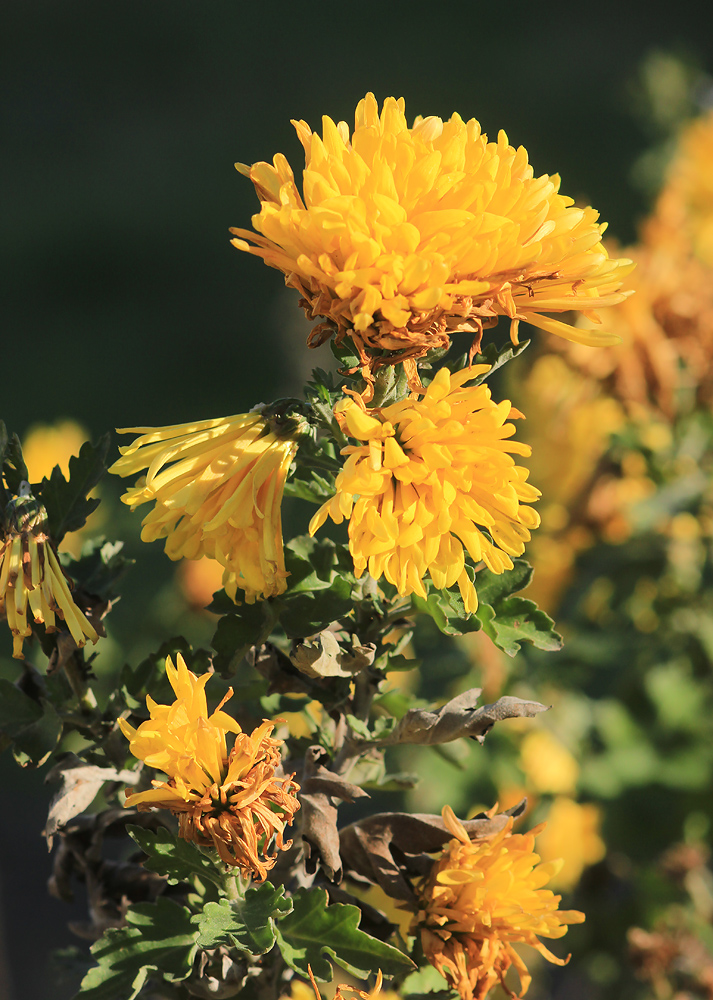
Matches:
[535,797,606,891]
[0,485,99,658]
[110,410,304,603]
[309,366,540,612]
[232,92,633,393]
[413,806,584,1000]
[119,654,300,879]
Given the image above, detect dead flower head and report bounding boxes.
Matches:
[413,806,584,1000]
[0,484,99,658]
[119,654,300,879]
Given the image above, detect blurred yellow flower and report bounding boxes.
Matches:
[110,411,303,603]
[22,419,89,481]
[177,556,226,610]
[232,93,633,393]
[520,729,579,796]
[0,487,99,658]
[413,806,584,1000]
[281,969,396,1000]
[119,654,300,879]
[536,797,606,891]
[309,366,540,612]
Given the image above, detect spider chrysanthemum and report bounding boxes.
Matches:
[309,365,539,612]
[0,485,99,658]
[232,92,633,393]
[119,654,300,879]
[110,410,304,603]
[413,806,585,1000]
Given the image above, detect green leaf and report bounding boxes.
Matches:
[274,887,414,981]
[474,559,533,606]
[331,336,360,372]
[476,597,562,657]
[195,884,292,955]
[212,601,277,676]
[37,435,111,543]
[127,825,225,890]
[0,679,43,737]
[411,585,482,637]
[279,584,353,639]
[75,899,197,1000]
[12,699,63,767]
[65,539,132,601]
[446,338,530,383]
[2,430,29,496]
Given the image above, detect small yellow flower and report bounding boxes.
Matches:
[535,797,606,891]
[0,486,99,658]
[232,93,633,393]
[413,806,584,1000]
[110,410,303,603]
[309,366,540,612]
[519,730,579,796]
[119,654,300,879]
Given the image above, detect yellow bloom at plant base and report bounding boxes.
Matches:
[535,797,606,892]
[413,806,584,1000]
[110,411,301,603]
[309,366,540,612]
[0,486,99,658]
[119,654,300,879]
[232,92,633,392]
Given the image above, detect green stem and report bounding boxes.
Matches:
[63,656,97,714]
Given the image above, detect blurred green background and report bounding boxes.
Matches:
[3,1,713,998]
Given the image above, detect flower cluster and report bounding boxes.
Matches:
[0,485,98,658]
[110,411,302,603]
[309,365,539,611]
[413,806,584,1000]
[120,654,300,879]
[232,93,633,392]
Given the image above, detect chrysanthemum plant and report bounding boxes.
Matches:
[0,94,634,1000]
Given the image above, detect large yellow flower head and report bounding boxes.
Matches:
[0,485,99,658]
[110,409,305,603]
[413,806,585,1000]
[232,93,633,393]
[119,654,300,879]
[309,366,540,613]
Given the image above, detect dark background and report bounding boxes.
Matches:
[3,2,713,997]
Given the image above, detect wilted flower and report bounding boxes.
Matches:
[536,797,606,891]
[0,484,99,658]
[413,806,584,1000]
[309,366,539,612]
[110,409,305,603]
[119,654,300,879]
[232,92,633,392]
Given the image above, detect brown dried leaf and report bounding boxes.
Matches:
[339,801,526,903]
[44,753,139,848]
[382,688,548,746]
[290,631,368,679]
[300,745,369,882]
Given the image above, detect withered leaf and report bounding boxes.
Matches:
[339,801,526,904]
[44,753,139,848]
[290,631,376,680]
[376,687,548,746]
[300,745,369,882]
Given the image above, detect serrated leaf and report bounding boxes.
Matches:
[0,679,43,736]
[474,559,533,606]
[12,699,63,767]
[127,825,225,889]
[446,339,530,384]
[75,899,197,1000]
[194,884,292,954]
[274,887,414,981]
[66,539,132,601]
[411,588,482,637]
[2,431,29,495]
[477,597,562,657]
[212,602,277,676]
[37,435,111,543]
